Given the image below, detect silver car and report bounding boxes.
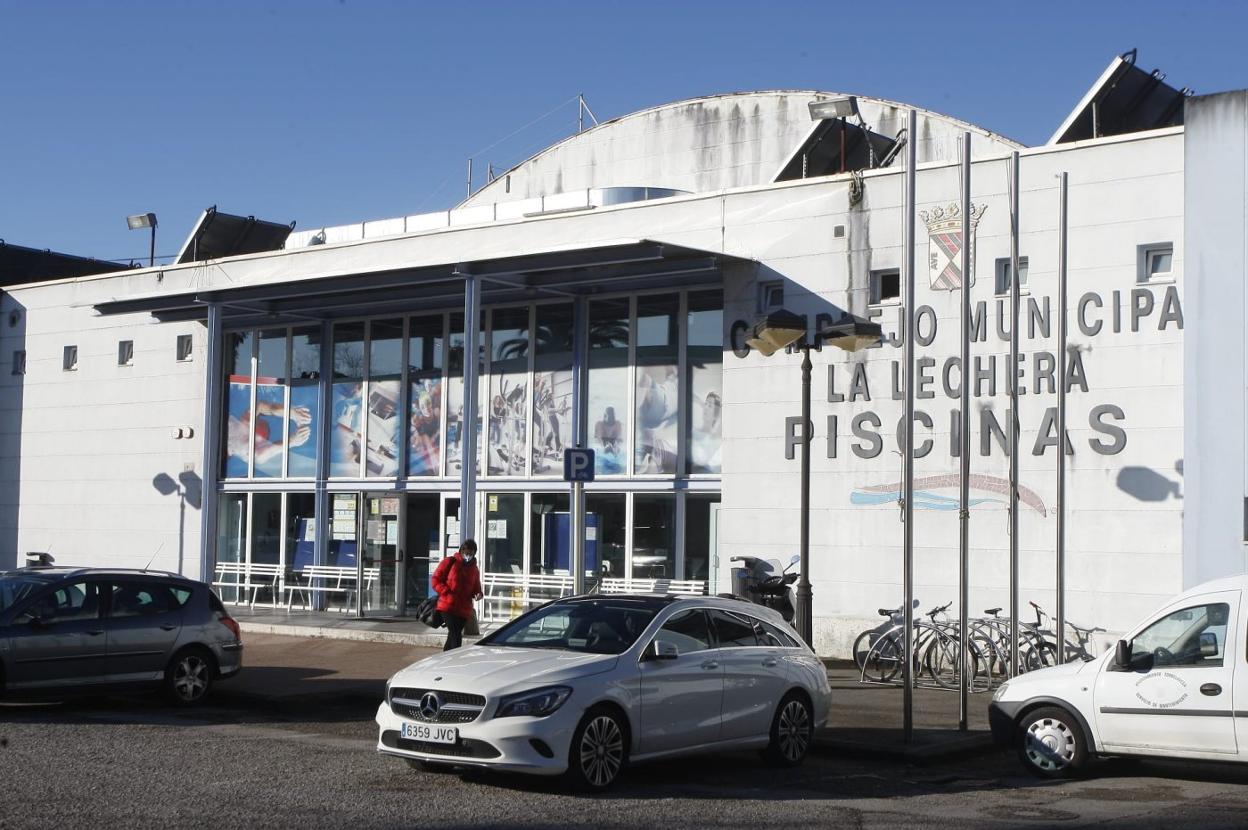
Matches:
[376,594,830,789]
[0,566,243,704]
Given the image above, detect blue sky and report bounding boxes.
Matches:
[1,0,1244,264]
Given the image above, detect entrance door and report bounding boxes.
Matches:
[360,494,402,616]
[404,494,442,611]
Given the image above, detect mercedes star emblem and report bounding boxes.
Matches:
[419,691,441,720]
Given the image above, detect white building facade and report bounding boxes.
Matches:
[1,80,1244,656]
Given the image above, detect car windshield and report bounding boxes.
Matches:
[480,598,661,655]
[0,574,55,615]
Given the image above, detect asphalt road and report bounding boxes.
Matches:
[2,695,1248,830]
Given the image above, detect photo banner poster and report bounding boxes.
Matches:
[689,359,723,474]
[287,384,319,477]
[488,373,528,476]
[223,382,252,478]
[331,382,363,476]
[252,383,287,478]
[446,375,483,475]
[635,363,679,474]
[408,376,442,476]
[532,369,573,475]
[588,365,628,474]
[366,379,401,477]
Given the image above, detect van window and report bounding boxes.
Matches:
[1131,603,1229,668]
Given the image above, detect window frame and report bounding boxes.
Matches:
[994,256,1030,296]
[62,344,78,372]
[176,333,194,362]
[869,268,901,306]
[11,349,25,376]
[118,339,134,367]
[1138,242,1175,284]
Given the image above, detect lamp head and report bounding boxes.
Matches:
[746,310,807,356]
[126,212,157,230]
[808,96,858,121]
[820,317,884,352]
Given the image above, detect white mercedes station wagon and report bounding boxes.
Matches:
[375,594,830,789]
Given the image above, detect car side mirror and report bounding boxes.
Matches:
[645,640,679,661]
[1199,631,1219,658]
[1112,639,1131,671]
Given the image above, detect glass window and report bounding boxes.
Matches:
[587,493,626,579]
[1141,244,1174,283]
[870,270,900,304]
[758,619,802,648]
[62,344,77,371]
[711,609,758,647]
[446,312,485,477]
[0,574,53,614]
[484,599,658,655]
[408,316,444,477]
[995,257,1030,295]
[215,494,248,602]
[1131,603,1229,668]
[254,329,288,479]
[250,493,282,570]
[684,494,719,583]
[654,608,711,654]
[632,494,675,579]
[328,492,359,569]
[118,340,134,366]
[27,580,100,622]
[530,493,570,575]
[488,307,530,476]
[288,328,320,478]
[331,323,365,476]
[532,304,574,476]
[588,298,629,475]
[223,332,254,478]
[484,493,525,575]
[176,334,193,362]
[687,291,723,474]
[635,294,679,474]
[109,582,179,618]
[367,319,404,478]
[286,493,317,571]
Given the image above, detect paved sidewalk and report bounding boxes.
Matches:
[218,633,992,761]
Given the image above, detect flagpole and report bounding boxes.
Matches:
[902,108,918,744]
[1008,152,1021,678]
[1056,171,1069,661]
[958,132,972,730]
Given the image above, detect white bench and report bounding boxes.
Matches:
[599,577,707,597]
[479,572,576,622]
[287,565,381,613]
[211,562,284,609]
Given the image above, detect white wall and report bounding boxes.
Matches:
[1183,91,1248,587]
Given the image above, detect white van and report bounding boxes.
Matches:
[989,574,1246,777]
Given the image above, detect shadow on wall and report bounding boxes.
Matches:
[0,294,24,570]
[153,470,203,577]
[1117,463,1183,501]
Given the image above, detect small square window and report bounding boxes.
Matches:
[758,281,784,312]
[63,345,78,372]
[869,269,900,305]
[995,256,1029,295]
[118,340,134,366]
[11,350,25,376]
[176,334,193,362]
[1139,243,1174,283]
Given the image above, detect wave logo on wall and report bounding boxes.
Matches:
[851,474,1048,517]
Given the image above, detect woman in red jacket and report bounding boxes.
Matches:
[432,539,483,650]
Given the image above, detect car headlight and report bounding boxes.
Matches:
[992,681,1010,702]
[494,686,573,719]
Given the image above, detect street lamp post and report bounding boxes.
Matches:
[747,310,882,646]
[126,212,158,268]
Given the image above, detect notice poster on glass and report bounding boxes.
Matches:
[331,382,363,476]
[588,365,628,475]
[223,382,252,478]
[531,369,573,475]
[635,364,679,474]
[366,379,401,477]
[287,384,319,477]
[252,383,287,478]
[487,519,508,539]
[408,377,442,476]
[689,360,723,474]
[487,373,528,476]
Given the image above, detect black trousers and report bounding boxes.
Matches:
[443,613,467,651]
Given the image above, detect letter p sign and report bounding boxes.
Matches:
[563,448,596,483]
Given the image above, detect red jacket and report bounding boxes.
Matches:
[432,552,481,619]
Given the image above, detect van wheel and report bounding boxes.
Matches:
[164,647,215,706]
[1018,706,1087,778]
[764,693,813,767]
[566,706,628,791]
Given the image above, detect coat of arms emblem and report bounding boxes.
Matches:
[919,203,986,291]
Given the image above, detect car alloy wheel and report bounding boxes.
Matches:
[578,714,625,789]
[777,699,811,763]
[168,650,213,705]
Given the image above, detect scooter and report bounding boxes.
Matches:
[727,554,800,623]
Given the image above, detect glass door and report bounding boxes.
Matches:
[360,493,402,615]
[404,494,442,612]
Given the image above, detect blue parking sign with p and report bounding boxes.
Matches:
[563,448,595,482]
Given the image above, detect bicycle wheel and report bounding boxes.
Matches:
[852,629,877,673]
[863,633,904,682]
[1023,638,1059,672]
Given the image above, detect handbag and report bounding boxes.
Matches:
[415,595,442,628]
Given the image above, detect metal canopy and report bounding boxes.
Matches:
[1049,50,1189,145]
[175,206,295,265]
[94,240,741,326]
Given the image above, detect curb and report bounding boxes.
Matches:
[238,621,482,648]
